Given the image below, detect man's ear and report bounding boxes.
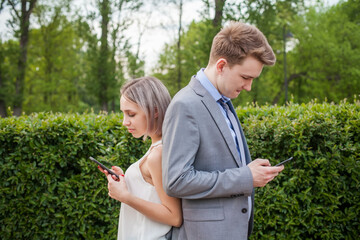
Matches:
[216,58,227,73]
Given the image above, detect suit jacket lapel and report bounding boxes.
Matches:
[227,101,252,165]
[189,77,242,167]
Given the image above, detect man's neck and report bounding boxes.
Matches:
[203,66,218,91]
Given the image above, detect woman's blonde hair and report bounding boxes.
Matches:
[120,76,171,138]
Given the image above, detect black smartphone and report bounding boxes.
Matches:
[275,157,293,166]
[89,156,119,179]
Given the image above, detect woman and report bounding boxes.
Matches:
[99,76,182,239]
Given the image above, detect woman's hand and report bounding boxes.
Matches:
[97,165,124,181]
[111,166,124,177]
[107,167,130,203]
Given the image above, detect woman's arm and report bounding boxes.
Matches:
[107,147,182,227]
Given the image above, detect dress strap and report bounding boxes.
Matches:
[141,140,162,160]
[151,140,162,147]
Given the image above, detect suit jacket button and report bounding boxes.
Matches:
[242,208,247,213]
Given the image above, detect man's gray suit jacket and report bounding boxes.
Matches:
[162,77,255,240]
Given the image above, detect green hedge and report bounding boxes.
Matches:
[0,112,150,239]
[237,100,360,240]
[0,100,359,239]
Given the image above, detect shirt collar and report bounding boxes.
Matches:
[196,68,229,103]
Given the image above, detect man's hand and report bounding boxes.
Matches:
[247,159,284,187]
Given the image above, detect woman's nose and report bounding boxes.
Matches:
[123,116,130,126]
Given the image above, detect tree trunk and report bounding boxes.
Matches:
[212,0,226,30]
[0,103,5,118]
[99,0,110,112]
[12,0,37,116]
[272,72,307,105]
[0,61,6,117]
[111,99,115,113]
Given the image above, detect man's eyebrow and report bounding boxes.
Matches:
[242,74,257,78]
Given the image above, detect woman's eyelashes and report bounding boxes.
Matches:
[126,112,136,117]
[121,110,136,118]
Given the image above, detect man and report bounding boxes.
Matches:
[162,22,284,240]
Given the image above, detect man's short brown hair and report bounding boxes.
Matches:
[209,21,276,66]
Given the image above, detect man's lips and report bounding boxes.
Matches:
[127,128,135,133]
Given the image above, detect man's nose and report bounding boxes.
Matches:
[244,80,253,91]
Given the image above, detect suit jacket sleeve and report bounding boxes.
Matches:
[162,98,254,200]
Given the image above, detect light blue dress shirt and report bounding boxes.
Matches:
[196,69,240,154]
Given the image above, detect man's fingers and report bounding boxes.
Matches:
[253,158,271,166]
[271,165,284,173]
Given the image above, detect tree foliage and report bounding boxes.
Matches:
[85,0,143,112]
[23,1,83,113]
[287,2,360,104]
[1,0,38,116]
[154,0,359,107]
[0,39,18,117]
[0,0,359,115]
[0,0,146,116]
[154,19,217,96]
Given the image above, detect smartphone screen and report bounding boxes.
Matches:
[89,156,119,179]
[275,157,293,166]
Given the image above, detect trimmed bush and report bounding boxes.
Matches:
[0,100,359,239]
[0,112,150,239]
[237,100,360,240]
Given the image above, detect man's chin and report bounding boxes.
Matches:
[230,92,241,99]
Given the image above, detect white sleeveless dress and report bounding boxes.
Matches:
[117,141,171,240]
